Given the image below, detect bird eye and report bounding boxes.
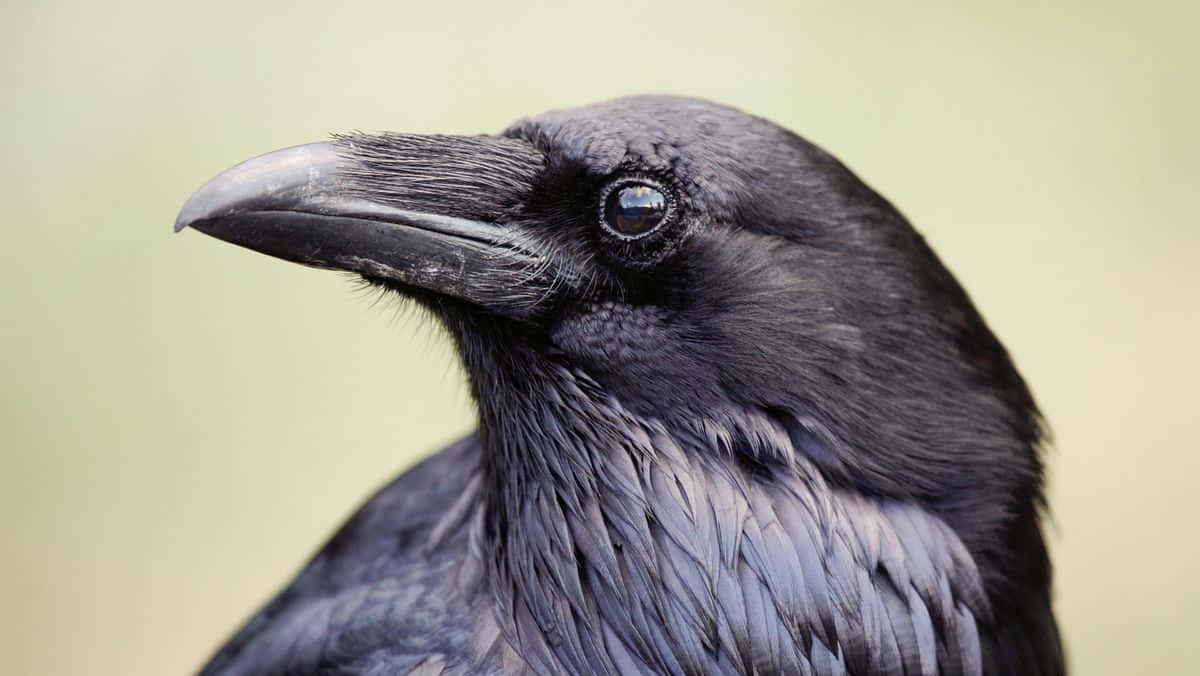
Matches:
[602,182,669,237]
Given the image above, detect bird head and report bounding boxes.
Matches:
[177,96,1045,581]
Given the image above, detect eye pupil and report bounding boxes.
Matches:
[604,184,667,236]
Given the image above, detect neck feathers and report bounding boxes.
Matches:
[470,361,994,675]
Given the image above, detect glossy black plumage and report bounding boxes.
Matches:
[179,96,1064,675]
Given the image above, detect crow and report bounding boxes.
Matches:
[176,96,1064,675]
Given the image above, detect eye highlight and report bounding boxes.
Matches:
[600,179,672,238]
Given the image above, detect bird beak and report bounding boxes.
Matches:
[175,138,553,319]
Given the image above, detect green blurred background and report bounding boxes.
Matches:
[3,1,1196,673]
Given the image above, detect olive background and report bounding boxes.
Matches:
[3,1,1196,674]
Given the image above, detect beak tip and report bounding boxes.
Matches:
[173,141,338,237]
[174,186,210,233]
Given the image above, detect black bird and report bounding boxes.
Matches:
[177,96,1063,675]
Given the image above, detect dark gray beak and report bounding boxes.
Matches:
[175,137,554,319]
